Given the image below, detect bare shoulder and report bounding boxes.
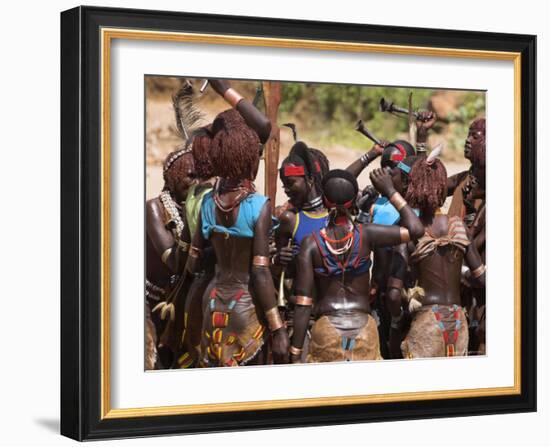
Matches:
[146,196,161,214]
[277,209,297,235]
[432,214,450,237]
[258,199,273,221]
[146,197,165,223]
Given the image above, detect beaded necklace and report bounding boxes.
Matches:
[160,190,184,237]
[320,219,355,256]
[213,179,255,216]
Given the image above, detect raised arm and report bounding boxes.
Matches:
[415,110,437,146]
[252,202,289,364]
[209,79,272,144]
[366,168,425,246]
[290,236,316,363]
[345,142,385,178]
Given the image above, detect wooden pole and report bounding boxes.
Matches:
[262,81,281,208]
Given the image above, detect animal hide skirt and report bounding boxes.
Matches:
[401,304,468,358]
[199,282,266,367]
[307,314,382,363]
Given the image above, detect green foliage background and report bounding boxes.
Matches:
[275,82,485,159]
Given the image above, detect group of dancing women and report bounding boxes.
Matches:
[145,79,487,369]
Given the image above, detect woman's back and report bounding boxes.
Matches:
[201,188,268,282]
[412,214,470,306]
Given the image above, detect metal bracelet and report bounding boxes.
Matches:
[389,191,408,211]
[223,88,244,108]
[289,345,303,356]
[265,307,284,332]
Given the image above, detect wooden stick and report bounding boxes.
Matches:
[262,81,281,208]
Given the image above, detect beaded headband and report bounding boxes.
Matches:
[163,145,192,174]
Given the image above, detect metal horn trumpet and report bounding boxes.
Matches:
[355,120,382,146]
[379,97,419,119]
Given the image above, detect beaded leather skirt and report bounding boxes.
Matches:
[307,313,381,363]
[199,280,266,367]
[401,304,469,358]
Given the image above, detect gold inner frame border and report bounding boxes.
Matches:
[100,27,522,419]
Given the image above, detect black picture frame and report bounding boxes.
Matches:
[61,5,536,441]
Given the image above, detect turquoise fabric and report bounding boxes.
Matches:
[372,197,419,226]
[201,191,268,239]
[372,197,400,225]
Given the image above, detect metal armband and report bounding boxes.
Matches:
[295,295,313,306]
[252,255,270,267]
[471,264,486,279]
[399,227,411,243]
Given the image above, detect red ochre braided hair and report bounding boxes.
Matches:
[163,149,195,194]
[405,158,447,217]
[210,109,260,181]
[191,127,215,180]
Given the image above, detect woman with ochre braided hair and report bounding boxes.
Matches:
[186,107,290,367]
[290,168,424,363]
[153,79,273,368]
[145,148,196,369]
[386,155,486,359]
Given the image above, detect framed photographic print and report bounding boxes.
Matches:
[60,5,536,441]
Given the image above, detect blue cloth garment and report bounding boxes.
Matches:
[372,197,420,226]
[201,191,268,239]
[292,210,329,249]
